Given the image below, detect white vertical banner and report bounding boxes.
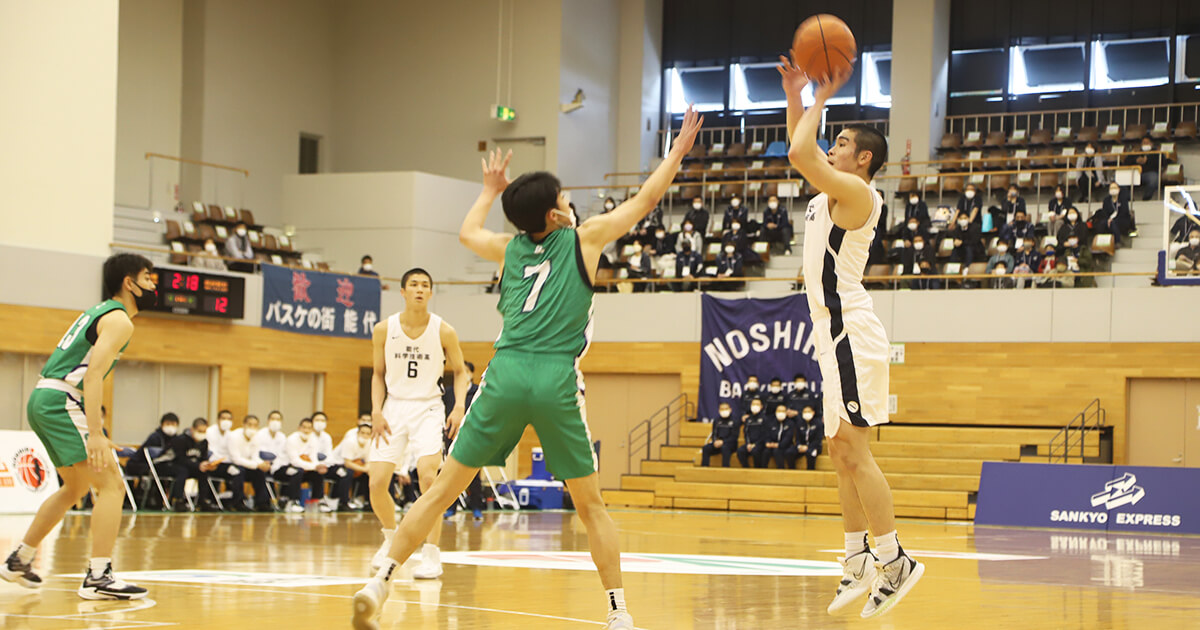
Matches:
[0,430,60,513]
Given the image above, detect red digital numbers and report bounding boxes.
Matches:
[215,297,228,313]
[172,272,183,290]
[187,274,199,291]
[171,272,200,291]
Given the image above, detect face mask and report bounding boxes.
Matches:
[236,227,247,236]
[731,199,741,208]
[914,241,925,250]
[724,246,735,254]
[313,420,327,433]
[997,245,1008,253]
[1067,213,1078,222]
[776,412,788,421]
[1085,147,1095,155]
[1142,145,1152,152]
[219,419,233,432]
[750,405,762,414]
[1191,238,1199,247]
[605,202,614,211]
[795,381,806,390]
[768,201,779,210]
[362,263,373,271]
[205,243,217,254]
[994,268,1006,275]
[746,382,758,390]
[731,223,741,231]
[909,196,919,204]
[802,412,815,421]
[656,231,665,239]
[719,409,731,419]
[244,427,258,438]
[357,436,369,446]
[965,190,976,199]
[162,425,178,437]
[693,202,702,210]
[1110,189,1120,198]
[1055,192,1063,200]
[769,385,781,394]
[131,282,157,311]
[907,222,918,231]
[269,420,282,433]
[958,220,969,228]
[684,224,693,232]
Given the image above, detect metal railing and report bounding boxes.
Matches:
[1047,398,1106,464]
[655,119,889,161]
[627,394,694,475]
[944,102,1200,138]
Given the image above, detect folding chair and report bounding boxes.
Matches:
[480,466,521,510]
[114,448,138,512]
[145,448,193,512]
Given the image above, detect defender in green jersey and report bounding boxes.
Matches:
[1,253,156,601]
[352,106,703,630]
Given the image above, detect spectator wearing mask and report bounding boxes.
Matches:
[1059,234,1095,287]
[675,220,704,255]
[785,406,824,470]
[684,197,710,236]
[894,216,928,265]
[786,374,821,419]
[227,415,273,512]
[1012,238,1042,288]
[649,226,673,256]
[310,411,345,509]
[1000,185,1027,226]
[126,413,181,508]
[358,255,378,276]
[190,239,227,271]
[903,192,930,230]
[985,240,1015,275]
[626,241,655,293]
[1170,214,1197,247]
[1075,141,1107,202]
[1175,229,1200,273]
[1047,186,1075,235]
[283,418,332,513]
[948,212,982,266]
[761,195,793,254]
[740,375,762,417]
[674,240,703,292]
[910,257,943,291]
[764,405,796,469]
[636,205,664,240]
[167,418,219,511]
[601,197,617,215]
[1131,137,1164,201]
[990,261,1015,289]
[1091,183,1134,247]
[1036,243,1059,286]
[224,221,255,272]
[956,184,984,227]
[902,234,936,279]
[205,409,248,511]
[253,410,290,477]
[736,399,769,468]
[764,377,787,411]
[333,424,372,510]
[716,245,744,290]
[1056,208,1090,253]
[998,209,1036,248]
[701,402,739,467]
[721,196,748,235]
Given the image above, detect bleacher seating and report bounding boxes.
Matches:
[165,201,305,269]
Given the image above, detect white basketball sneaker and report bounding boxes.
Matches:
[351,576,389,630]
[860,549,925,619]
[826,548,878,615]
[370,529,395,572]
[412,544,442,579]
[606,611,634,629]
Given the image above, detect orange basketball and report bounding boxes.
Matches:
[792,14,856,82]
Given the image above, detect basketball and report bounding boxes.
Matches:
[792,14,857,82]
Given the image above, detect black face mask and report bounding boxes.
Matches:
[132,282,158,311]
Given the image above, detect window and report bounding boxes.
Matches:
[1092,38,1168,90]
[299,135,320,174]
[1009,43,1086,95]
[950,49,1007,97]
[731,62,796,110]
[1176,35,1200,84]
[667,66,727,114]
[861,52,892,107]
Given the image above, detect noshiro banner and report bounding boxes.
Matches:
[261,264,381,339]
[976,462,1200,534]
[0,430,60,514]
[697,294,820,421]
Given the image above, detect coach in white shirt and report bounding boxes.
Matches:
[228,415,272,511]
[283,418,331,513]
[204,409,248,511]
[253,410,290,474]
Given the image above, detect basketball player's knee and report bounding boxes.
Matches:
[368,473,390,494]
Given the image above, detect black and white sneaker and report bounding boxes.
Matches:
[77,564,148,601]
[860,548,924,619]
[0,550,42,589]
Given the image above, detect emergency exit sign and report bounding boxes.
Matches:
[491,104,516,122]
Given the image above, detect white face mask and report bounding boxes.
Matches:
[1067,213,1078,222]
[909,196,919,204]
[1085,147,1095,155]
[683,224,693,232]
[794,381,806,390]
[205,243,217,254]
[655,231,665,239]
[958,219,969,228]
[162,425,178,437]
[724,246,735,254]
[1191,238,1200,247]
[692,202,702,210]
[769,385,781,394]
[746,382,758,390]
[605,202,615,210]
[1055,192,1063,200]
[731,223,741,231]
[244,427,258,438]
[357,436,369,447]
[776,412,788,421]
[914,242,925,250]
[997,245,1008,253]
[236,228,247,237]
[269,420,282,433]
[719,409,731,418]
[768,201,779,210]
[313,420,327,433]
[994,268,1006,275]
[802,412,815,421]
[362,263,373,271]
[965,190,976,199]
[750,405,762,414]
[731,199,741,208]
[219,419,233,432]
[907,222,918,231]
[1142,145,1153,152]
[1110,188,1120,198]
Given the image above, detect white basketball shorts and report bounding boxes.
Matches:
[369,398,445,467]
[812,309,890,439]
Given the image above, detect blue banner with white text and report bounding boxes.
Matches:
[697,294,820,420]
[260,264,380,339]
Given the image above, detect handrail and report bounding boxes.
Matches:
[145,152,250,176]
[1047,399,1106,463]
[945,101,1195,122]
[627,393,694,475]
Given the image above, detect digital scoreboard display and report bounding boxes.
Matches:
[148,268,246,319]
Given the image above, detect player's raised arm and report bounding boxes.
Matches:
[440,322,470,439]
[577,106,704,248]
[460,149,517,263]
[82,312,133,470]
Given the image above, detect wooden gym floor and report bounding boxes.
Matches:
[0,509,1197,629]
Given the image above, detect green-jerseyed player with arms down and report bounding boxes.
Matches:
[1,253,157,600]
[352,106,703,629]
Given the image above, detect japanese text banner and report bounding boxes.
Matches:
[260,264,380,339]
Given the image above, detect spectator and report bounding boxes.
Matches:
[649,226,673,256]
[786,374,821,419]
[1036,243,1059,287]
[764,377,787,410]
[902,234,936,278]
[684,197,710,236]
[761,196,793,254]
[1170,214,1196,246]
[332,424,372,511]
[740,375,762,418]
[956,184,983,227]
[358,255,378,276]
[675,220,704,255]
[1091,183,1134,247]
[205,409,248,511]
[126,413,181,509]
[999,184,1026,226]
[903,191,930,230]
[190,239,227,271]
[715,245,744,291]
[674,240,703,292]
[282,417,332,513]
[626,241,654,293]
[893,216,927,265]
[602,197,617,214]
[224,221,255,272]
[310,412,344,510]
[1176,229,1200,273]
[700,402,739,468]
[1075,141,1107,202]
[1131,137,1164,201]
[735,398,769,468]
[721,196,748,235]
[948,212,982,266]
[785,405,824,470]
[253,410,290,479]
[764,404,796,469]
[1059,234,1095,287]
[985,240,1015,275]
[1012,238,1042,288]
[1056,208,1090,254]
[227,415,273,512]
[998,209,1036,248]
[1047,186,1075,235]
[910,257,943,291]
[167,418,218,512]
[722,220,750,256]
[636,205,664,239]
[990,261,1015,289]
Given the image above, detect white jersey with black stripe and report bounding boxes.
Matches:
[801,190,884,322]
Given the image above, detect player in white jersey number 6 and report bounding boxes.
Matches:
[778,55,924,619]
[366,268,471,580]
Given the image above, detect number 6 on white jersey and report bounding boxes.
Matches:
[522,260,552,312]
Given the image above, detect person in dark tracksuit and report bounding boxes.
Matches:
[763,378,787,414]
[785,405,825,470]
[786,374,821,420]
[167,418,218,511]
[740,376,762,419]
[736,399,769,468]
[763,405,796,469]
[700,402,739,467]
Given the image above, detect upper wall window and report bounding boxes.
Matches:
[1009,43,1087,95]
[861,52,892,108]
[667,66,727,114]
[1176,35,1200,84]
[949,49,1006,97]
[1092,38,1169,90]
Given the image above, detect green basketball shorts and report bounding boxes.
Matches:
[26,386,89,468]
[448,350,598,481]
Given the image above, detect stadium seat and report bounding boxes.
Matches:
[726,142,747,157]
[164,220,182,242]
[1052,126,1075,144]
[1039,171,1061,191]
[1159,141,1178,161]
[239,209,256,226]
[763,141,788,157]
[1123,124,1148,142]
[1173,121,1197,140]
[984,131,1007,147]
[981,150,1004,170]
[937,237,955,258]
[940,151,963,172]
[316,262,330,271]
[989,174,1011,192]
[720,183,744,199]
[1150,121,1171,139]
[963,149,984,170]
[939,133,962,150]
[897,177,917,194]
[168,241,188,265]
[206,204,224,223]
[197,223,217,242]
[191,201,207,223]
[181,221,199,240]
[678,184,701,200]
[687,143,706,159]
[1101,124,1123,142]
[1164,163,1184,184]
[1009,148,1030,169]
[920,175,940,195]
[1029,129,1053,146]
[962,130,983,148]
[263,234,278,250]
[942,175,965,193]
[1074,127,1099,144]
[1008,128,1029,146]
[222,206,239,222]
[746,141,765,157]
[278,235,295,252]
[1091,234,1115,257]
[708,142,726,157]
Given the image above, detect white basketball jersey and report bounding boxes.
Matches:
[802,189,883,321]
[384,312,446,403]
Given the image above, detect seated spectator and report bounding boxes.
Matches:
[602,197,617,214]
[1176,229,1200,273]
[205,409,248,511]
[282,417,332,513]
[764,377,787,411]
[675,220,703,255]
[1012,238,1042,288]
[700,402,739,468]
[684,197,710,236]
[998,209,1036,247]
[721,195,748,235]
[167,418,218,512]
[903,191,930,231]
[990,261,1015,289]
[636,205,664,240]
[764,405,796,469]
[224,221,255,272]
[910,257,943,291]
[893,216,927,264]
[358,255,378,276]
[190,239,227,271]
[740,375,762,418]
[761,196,793,254]
[786,374,821,420]
[1131,137,1165,201]
[311,412,344,509]
[948,212,981,266]
[253,410,289,474]
[673,240,703,292]
[901,234,936,277]
[1056,209,1090,255]
[956,184,984,228]
[227,415,273,512]
[1075,142,1107,202]
[626,241,654,293]
[1059,235,1096,288]
[715,245,744,291]
[126,413,181,509]
[999,184,1026,227]
[1036,243,1059,287]
[1091,183,1134,247]
[1047,186,1074,235]
[985,240,1015,275]
[736,398,769,468]
[649,226,673,256]
[785,406,824,470]
[1170,214,1196,245]
[332,423,372,511]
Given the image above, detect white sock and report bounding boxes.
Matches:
[606,588,626,614]
[875,531,900,564]
[374,558,398,583]
[381,527,396,540]
[89,557,111,577]
[14,543,36,564]
[844,530,869,558]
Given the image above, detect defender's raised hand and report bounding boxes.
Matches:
[481,149,513,194]
[668,105,704,160]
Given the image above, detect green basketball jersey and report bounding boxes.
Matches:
[40,300,130,390]
[494,228,594,357]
